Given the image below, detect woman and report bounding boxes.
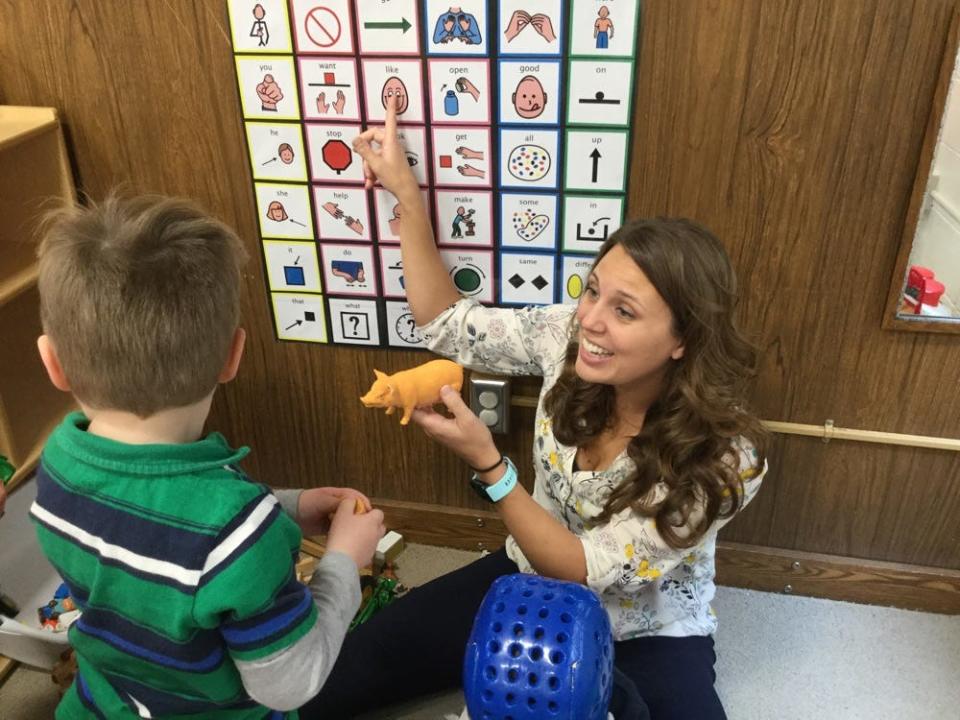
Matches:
[301,99,767,720]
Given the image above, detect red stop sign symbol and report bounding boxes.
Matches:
[322,139,353,174]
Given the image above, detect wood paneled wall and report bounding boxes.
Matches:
[2,1,958,571]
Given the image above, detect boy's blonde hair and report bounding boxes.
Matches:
[37,195,248,417]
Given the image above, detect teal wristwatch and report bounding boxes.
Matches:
[469,456,518,503]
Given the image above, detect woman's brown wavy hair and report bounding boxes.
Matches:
[544,218,767,549]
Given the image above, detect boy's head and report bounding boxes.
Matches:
[37,195,248,418]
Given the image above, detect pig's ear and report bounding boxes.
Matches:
[374,369,387,380]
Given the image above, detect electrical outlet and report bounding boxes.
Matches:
[468,376,510,434]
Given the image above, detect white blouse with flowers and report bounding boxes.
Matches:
[418,298,766,640]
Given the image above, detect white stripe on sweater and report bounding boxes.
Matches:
[201,495,279,578]
[30,501,201,586]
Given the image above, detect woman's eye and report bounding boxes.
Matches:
[616,307,634,319]
[585,285,598,297]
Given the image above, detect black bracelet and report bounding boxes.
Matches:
[469,454,504,474]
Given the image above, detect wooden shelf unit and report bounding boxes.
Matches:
[0,106,76,491]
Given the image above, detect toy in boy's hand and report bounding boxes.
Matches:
[360,360,464,425]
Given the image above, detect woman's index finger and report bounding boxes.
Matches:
[385,94,398,139]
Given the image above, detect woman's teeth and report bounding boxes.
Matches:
[582,338,612,356]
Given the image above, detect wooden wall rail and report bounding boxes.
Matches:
[513,395,960,452]
[763,420,960,452]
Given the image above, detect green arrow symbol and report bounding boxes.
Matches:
[364,18,412,33]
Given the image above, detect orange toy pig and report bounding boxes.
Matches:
[360,359,464,425]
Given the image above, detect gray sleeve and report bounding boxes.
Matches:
[233,551,361,711]
[272,488,303,521]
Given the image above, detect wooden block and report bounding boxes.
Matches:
[375,530,404,566]
[300,537,327,558]
[295,552,318,583]
[0,655,17,685]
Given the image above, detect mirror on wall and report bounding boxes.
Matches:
[897,66,960,321]
[886,16,960,332]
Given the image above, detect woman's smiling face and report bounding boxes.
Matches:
[575,244,684,389]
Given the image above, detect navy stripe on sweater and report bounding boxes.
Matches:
[221,579,314,652]
[76,607,227,673]
[106,673,259,716]
[35,465,210,570]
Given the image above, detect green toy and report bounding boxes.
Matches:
[0,454,14,486]
[349,576,399,630]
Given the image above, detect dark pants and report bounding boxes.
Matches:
[300,549,725,720]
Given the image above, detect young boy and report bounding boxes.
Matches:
[30,195,385,718]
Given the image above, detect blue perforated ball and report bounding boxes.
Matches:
[463,574,614,720]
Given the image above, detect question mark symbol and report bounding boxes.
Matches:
[349,315,360,335]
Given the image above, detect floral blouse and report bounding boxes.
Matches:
[418,298,766,640]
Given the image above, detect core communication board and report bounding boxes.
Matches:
[228,0,641,348]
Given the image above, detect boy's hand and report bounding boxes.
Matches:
[410,385,500,472]
[297,487,371,536]
[325,498,386,571]
[352,96,419,200]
